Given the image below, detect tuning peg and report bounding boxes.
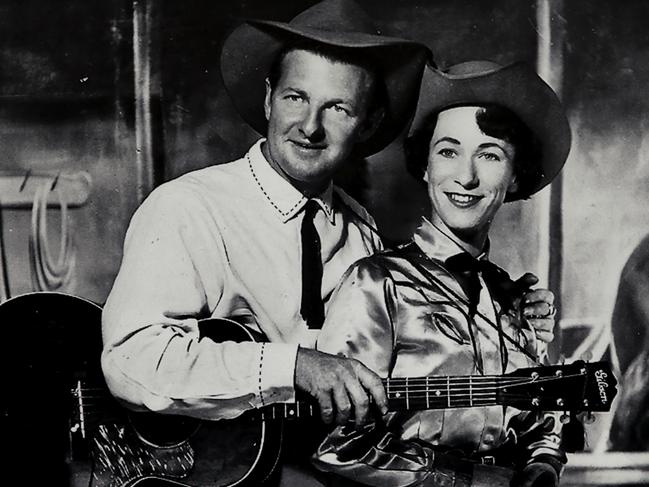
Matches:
[560,412,570,424]
[580,351,593,362]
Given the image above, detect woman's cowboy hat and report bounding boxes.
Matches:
[220,0,431,157]
[409,61,572,201]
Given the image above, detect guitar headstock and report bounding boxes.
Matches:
[500,361,618,412]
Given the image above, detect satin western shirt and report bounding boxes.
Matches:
[314,219,562,486]
[101,139,381,420]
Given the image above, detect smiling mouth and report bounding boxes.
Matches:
[291,140,326,151]
[445,192,483,207]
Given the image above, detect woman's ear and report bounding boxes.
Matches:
[507,174,519,194]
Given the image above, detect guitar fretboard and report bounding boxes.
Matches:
[265,374,510,419]
[384,375,503,410]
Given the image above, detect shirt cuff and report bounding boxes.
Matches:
[258,342,298,406]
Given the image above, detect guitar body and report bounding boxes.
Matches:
[93,410,282,487]
[92,318,284,487]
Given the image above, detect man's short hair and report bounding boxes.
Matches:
[267,39,388,118]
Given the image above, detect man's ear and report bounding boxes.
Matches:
[357,107,384,143]
[264,78,272,121]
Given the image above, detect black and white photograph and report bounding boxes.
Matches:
[0,1,647,486]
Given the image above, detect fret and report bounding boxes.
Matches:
[447,376,450,408]
[405,377,410,410]
[426,376,430,409]
[386,377,391,401]
[469,376,473,407]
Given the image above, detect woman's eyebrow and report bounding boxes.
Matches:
[478,142,513,157]
[478,142,505,150]
[432,136,460,147]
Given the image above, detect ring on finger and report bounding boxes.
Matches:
[545,303,556,317]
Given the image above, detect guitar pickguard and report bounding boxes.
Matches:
[91,421,195,486]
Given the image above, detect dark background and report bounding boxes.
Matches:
[1,0,649,468]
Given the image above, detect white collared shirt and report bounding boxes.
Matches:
[101,139,381,420]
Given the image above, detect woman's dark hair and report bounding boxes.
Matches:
[404,104,543,201]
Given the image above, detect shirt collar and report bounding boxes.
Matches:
[413,218,490,264]
[246,139,335,224]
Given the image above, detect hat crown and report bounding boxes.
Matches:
[288,0,379,35]
[444,60,504,78]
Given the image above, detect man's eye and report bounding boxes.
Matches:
[285,94,303,102]
[330,105,349,115]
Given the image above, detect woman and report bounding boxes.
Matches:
[312,61,572,487]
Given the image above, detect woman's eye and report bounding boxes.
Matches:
[480,152,501,162]
[438,148,456,158]
[285,94,303,102]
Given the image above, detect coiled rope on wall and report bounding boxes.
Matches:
[29,182,76,291]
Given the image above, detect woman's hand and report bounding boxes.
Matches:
[514,273,557,345]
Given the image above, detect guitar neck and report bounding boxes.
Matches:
[265,374,506,420]
[383,374,504,411]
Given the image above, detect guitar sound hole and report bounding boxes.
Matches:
[130,412,201,448]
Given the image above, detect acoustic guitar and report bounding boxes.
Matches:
[89,318,617,486]
[0,292,618,487]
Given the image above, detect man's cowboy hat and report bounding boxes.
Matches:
[408,61,572,201]
[220,0,431,157]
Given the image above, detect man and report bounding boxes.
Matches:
[101,0,429,482]
[313,61,571,487]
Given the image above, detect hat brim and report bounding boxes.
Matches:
[409,62,571,201]
[221,20,429,157]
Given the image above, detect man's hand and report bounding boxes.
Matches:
[295,347,388,426]
[514,273,556,345]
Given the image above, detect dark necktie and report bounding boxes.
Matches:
[446,252,511,374]
[445,252,522,315]
[445,252,484,317]
[301,200,324,329]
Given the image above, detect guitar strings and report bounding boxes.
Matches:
[384,372,582,388]
[73,372,584,414]
[384,374,564,383]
